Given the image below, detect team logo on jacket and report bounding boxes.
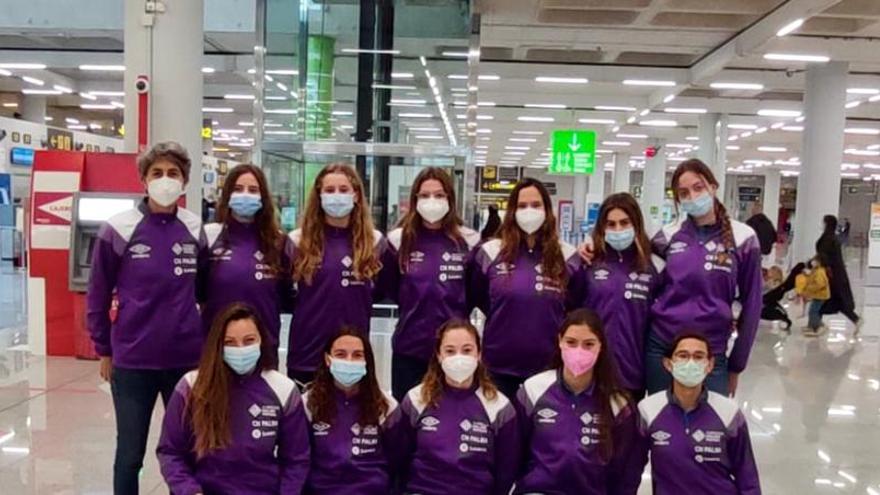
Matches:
[534,264,543,274]
[341,255,353,268]
[411,251,425,263]
[652,430,671,445]
[248,404,262,418]
[254,250,264,261]
[171,242,198,277]
[129,243,151,259]
[580,412,594,425]
[629,272,638,281]
[594,269,610,281]
[420,416,440,431]
[692,429,705,442]
[312,422,331,436]
[537,408,558,424]
[669,241,688,254]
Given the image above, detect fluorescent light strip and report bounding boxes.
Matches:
[758,109,802,117]
[224,94,255,100]
[764,53,830,63]
[639,120,678,127]
[535,76,588,84]
[0,69,10,76]
[88,91,125,97]
[710,82,764,90]
[758,146,787,152]
[623,79,675,87]
[579,118,617,125]
[664,107,707,114]
[513,130,544,135]
[416,135,445,140]
[505,146,531,151]
[21,76,44,86]
[517,116,554,122]
[372,84,417,90]
[21,89,61,95]
[399,112,433,118]
[441,51,469,58]
[728,124,759,130]
[845,101,861,109]
[266,69,298,75]
[847,88,879,95]
[53,84,73,94]
[617,133,648,139]
[79,64,125,71]
[202,107,235,113]
[0,63,46,69]
[68,124,87,130]
[341,48,400,55]
[663,94,676,103]
[845,128,880,135]
[776,18,804,37]
[602,141,631,146]
[524,103,566,109]
[595,106,637,112]
[509,138,537,142]
[265,109,297,114]
[80,104,116,110]
[201,67,216,74]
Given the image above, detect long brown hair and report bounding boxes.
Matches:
[498,178,567,285]
[216,164,284,274]
[306,328,390,426]
[591,192,652,272]
[420,319,498,408]
[397,167,465,272]
[187,304,277,458]
[293,163,381,284]
[550,309,626,462]
[671,159,734,264]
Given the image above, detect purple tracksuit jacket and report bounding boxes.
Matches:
[302,387,402,494]
[201,219,294,349]
[87,200,205,369]
[651,218,763,372]
[468,239,586,378]
[157,369,311,495]
[637,389,761,495]
[583,247,661,391]
[287,226,386,374]
[514,369,644,495]
[398,383,521,495]
[381,226,481,362]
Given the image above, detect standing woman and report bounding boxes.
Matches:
[647,159,762,396]
[382,167,481,400]
[87,142,206,494]
[816,214,862,331]
[302,329,401,494]
[637,332,761,494]
[202,164,292,358]
[515,309,644,495]
[468,178,585,398]
[584,193,661,400]
[158,304,311,494]
[398,320,520,495]
[288,163,385,384]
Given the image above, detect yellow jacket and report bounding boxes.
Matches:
[795,266,831,300]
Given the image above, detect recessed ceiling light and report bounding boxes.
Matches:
[342,48,400,55]
[509,138,537,142]
[512,130,544,135]
[89,91,125,97]
[80,104,116,110]
[53,85,73,94]
[535,76,588,84]
[578,118,616,125]
[726,145,741,150]
[663,94,676,103]
[602,141,631,147]
[224,94,255,100]
[517,116,554,122]
[664,107,708,114]
[845,101,861,109]
[21,76,44,86]
[399,112,433,118]
[0,63,47,69]
[79,64,125,71]
[524,103,566,109]
[728,124,759,130]
[202,107,235,113]
[639,120,678,127]
[710,82,765,91]
[505,146,531,150]
[22,89,61,95]
[757,109,802,117]
[764,53,830,63]
[847,88,880,95]
[617,133,647,139]
[845,128,880,135]
[758,146,787,152]
[595,106,637,112]
[776,18,804,37]
[622,79,676,87]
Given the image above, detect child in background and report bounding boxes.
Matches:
[795,258,831,336]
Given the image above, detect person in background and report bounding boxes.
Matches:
[838,217,851,246]
[796,257,831,336]
[302,329,401,494]
[637,333,761,495]
[202,164,292,360]
[382,167,481,400]
[583,193,660,400]
[515,309,643,495]
[87,141,206,494]
[157,304,310,494]
[816,214,862,332]
[398,320,520,495]
[287,163,386,385]
[468,178,585,398]
[480,204,501,241]
[647,159,762,396]
[745,204,776,263]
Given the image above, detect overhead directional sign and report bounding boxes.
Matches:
[549,129,596,175]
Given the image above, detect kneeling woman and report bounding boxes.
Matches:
[637,333,761,494]
[515,309,643,495]
[302,329,401,494]
[398,320,521,495]
[157,304,311,494]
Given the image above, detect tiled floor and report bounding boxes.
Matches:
[1,258,878,494]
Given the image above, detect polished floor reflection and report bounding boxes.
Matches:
[0,263,877,494]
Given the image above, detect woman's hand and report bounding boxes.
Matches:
[578,241,595,264]
[99,356,113,382]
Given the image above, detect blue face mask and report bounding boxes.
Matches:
[229,193,262,218]
[680,192,714,218]
[605,227,635,251]
[223,344,261,375]
[321,193,355,219]
[329,358,367,387]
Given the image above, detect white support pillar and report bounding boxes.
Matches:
[793,61,848,263]
[698,113,728,195]
[641,140,666,235]
[124,0,205,216]
[763,168,781,229]
[587,167,606,207]
[573,175,588,230]
[20,95,46,124]
[612,152,631,194]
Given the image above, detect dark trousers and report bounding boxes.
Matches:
[392,353,429,401]
[287,368,316,391]
[111,367,189,495]
[490,371,526,400]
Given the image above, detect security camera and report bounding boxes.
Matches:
[135,75,150,94]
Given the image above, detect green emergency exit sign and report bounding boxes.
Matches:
[549,129,596,175]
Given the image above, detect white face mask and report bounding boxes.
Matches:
[516,207,546,235]
[147,176,184,207]
[417,197,450,224]
[441,354,478,384]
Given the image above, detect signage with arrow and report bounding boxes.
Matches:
[549,129,596,175]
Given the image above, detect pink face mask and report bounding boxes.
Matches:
[561,347,598,376]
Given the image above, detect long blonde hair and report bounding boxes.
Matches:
[293,163,382,284]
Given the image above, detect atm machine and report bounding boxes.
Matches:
[68,192,142,291]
